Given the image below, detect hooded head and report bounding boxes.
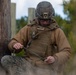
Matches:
[35,1,55,26]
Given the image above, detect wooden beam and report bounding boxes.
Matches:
[28,8,35,24]
[11,3,16,38]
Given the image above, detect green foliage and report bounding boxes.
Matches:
[63,0,76,26]
[16,49,25,56]
[55,0,76,54]
[54,14,72,37]
[61,1,76,74]
[16,16,28,32]
[62,0,76,54]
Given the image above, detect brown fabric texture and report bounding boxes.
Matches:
[8,19,71,74]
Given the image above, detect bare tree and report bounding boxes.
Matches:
[0,0,11,59]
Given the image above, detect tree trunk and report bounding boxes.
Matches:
[0,0,11,59]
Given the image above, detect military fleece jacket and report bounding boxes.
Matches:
[8,21,71,69]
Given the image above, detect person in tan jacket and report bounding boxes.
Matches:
[1,1,71,75]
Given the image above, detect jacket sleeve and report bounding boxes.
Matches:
[53,28,71,65]
[8,25,29,52]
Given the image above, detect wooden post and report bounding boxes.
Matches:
[28,8,35,24]
[0,0,11,59]
[11,3,16,38]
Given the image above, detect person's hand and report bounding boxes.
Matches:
[44,56,55,64]
[13,43,23,50]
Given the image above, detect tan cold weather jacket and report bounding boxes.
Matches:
[8,19,71,72]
